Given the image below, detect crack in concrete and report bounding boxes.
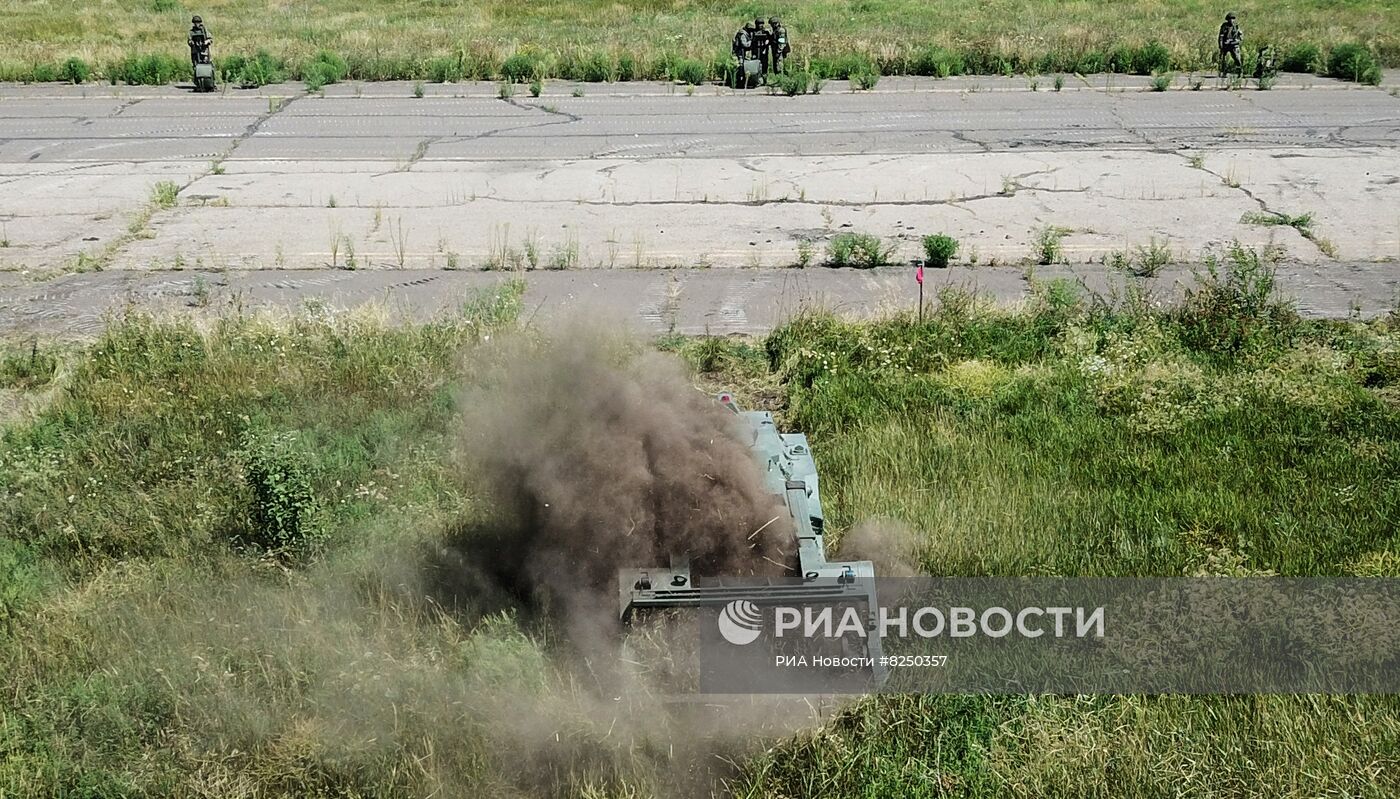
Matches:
[81,95,308,272]
[109,99,143,118]
[1177,149,1334,258]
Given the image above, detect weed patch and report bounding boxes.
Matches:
[922,233,959,268]
[827,232,894,268]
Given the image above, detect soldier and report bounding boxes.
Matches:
[751,18,771,79]
[732,22,751,65]
[732,21,756,87]
[1218,12,1243,78]
[188,15,212,63]
[1253,45,1276,80]
[768,17,791,74]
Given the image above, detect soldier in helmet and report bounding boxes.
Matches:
[1218,12,1243,78]
[188,16,212,63]
[750,18,771,80]
[732,21,755,87]
[768,17,791,75]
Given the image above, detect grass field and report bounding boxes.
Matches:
[1,0,1395,85]
[3,250,1400,796]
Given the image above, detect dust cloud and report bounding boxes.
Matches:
[449,321,795,653]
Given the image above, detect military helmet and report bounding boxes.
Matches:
[769,17,781,26]
[743,21,755,30]
[1226,12,1236,19]
[754,17,765,25]
[192,15,202,23]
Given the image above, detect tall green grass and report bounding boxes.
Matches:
[1,1,1394,84]
[4,255,1400,796]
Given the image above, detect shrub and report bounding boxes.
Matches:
[1327,43,1381,85]
[922,234,959,268]
[30,63,59,82]
[0,343,58,389]
[1174,243,1298,358]
[827,232,893,268]
[1034,226,1070,265]
[1150,72,1173,91]
[617,54,637,81]
[768,69,813,96]
[60,57,90,84]
[427,56,463,83]
[501,52,542,83]
[912,47,964,78]
[815,54,875,80]
[221,51,286,88]
[238,430,323,556]
[302,50,347,90]
[1281,43,1323,73]
[672,58,707,85]
[1133,42,1172,75]
[111,53,184,85]
[852,70,880,90]
[581,52,616,82]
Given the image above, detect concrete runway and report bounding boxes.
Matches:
[1,74,1398,333]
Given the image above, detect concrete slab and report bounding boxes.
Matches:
[0,78,1396,277]
[3,264,1397,342]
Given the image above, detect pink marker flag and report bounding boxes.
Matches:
[916,263,924,284]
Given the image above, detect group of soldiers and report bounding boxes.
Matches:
[180,12,1279,92]
[731,17,791,86]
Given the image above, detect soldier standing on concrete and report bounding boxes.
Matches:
[732,21,756,88]
[1218,12,1243,78]
[751,18,771,80]
[732,22,751,64]
[188,15,212,63]
[768,17,791,74]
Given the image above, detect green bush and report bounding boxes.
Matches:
[302,50,347,90]
[1150,72,1173,91]
[501,52,542,83]
[427,56,462,83]
[238,429,323,556]
[581,52,616,82]
[1034,226,1070,265]
[851,70,880,90]
[815,54,876,80]
[672,58,707,85]
[1174,244,1299,359]
[912,47,965,77]
[111,53,184,85]
[60,57,90,84]
[0,344,58,389]
[1327,43,1382,85]
[1133,41,1171,74]
[827,232,893,268]
[1281,43,1324,73]
[220,51,286,88]
[922,234,959,268]
[768,69,813,96]
[617,53,637,81]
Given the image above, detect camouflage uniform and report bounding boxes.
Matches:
[732,23,757,88]
[1218,13,1243,78]
[768,18,790,74]
[750,19,771,78]
[188,16,212,65]
[732,25,751,63]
